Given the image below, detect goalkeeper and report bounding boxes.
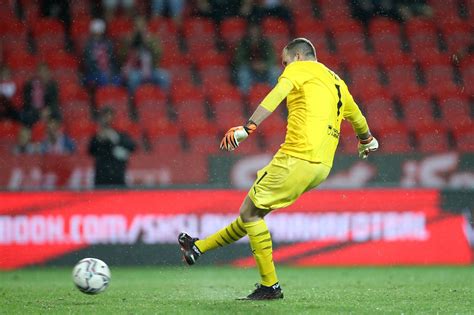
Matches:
[179,38,379,300]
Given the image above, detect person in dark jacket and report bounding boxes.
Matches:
[20,63,60,128]
[234,23,280,93]
[89,106,136,187]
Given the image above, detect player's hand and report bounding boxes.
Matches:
[220,121,257,151]
[358,135,379,159]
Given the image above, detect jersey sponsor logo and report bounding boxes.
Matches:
[327,125,340,139]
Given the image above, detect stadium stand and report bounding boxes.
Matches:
[0,0,472,185]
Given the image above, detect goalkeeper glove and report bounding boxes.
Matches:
[220,121,257,151]
[357,135,379,159]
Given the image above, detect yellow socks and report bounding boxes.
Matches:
[243,219,278,287]
[195,217,247,253]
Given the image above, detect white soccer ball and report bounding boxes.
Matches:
[72,258,111,294]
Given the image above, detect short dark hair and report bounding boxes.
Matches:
[285,38,316,59]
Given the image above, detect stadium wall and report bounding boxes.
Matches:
[0,152,473,190]
[0,189,472,270]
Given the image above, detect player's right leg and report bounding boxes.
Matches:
[178,216,247,265]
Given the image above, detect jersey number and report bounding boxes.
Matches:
[334,84,343,119]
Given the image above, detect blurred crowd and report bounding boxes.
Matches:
[0,0,472,186]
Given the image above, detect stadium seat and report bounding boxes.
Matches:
[46,51,80,85]
[186,126,220,155]
[148,17,178,44]
[65,119,96,143]
[207,83,245,129]
[200,66,231,88]
[262,17,290,51]
[183,18,216,51]
[95,86,130,124]
[150,131,184,155]
[375,124,413,153]
[405,18,440,56]
[248,83,272,105]
[370,20,403,56]
[319,0,352,22]
[440,20,472,53]
[452,123,474,152]
[438,95,472,128]
[60,84,91,125]
[134,84,170,129]
[329,20,364,48]
[6,51,38,80]
[220,17,247,49]
[363,96,399,130]
[31,18,65,53]
[288,0,315,19]
[415,126,450,153]
[107,17,133,42]
[400,95,437,130]
[171,84,207,129]
[71,18,91,53]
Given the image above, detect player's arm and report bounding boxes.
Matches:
[343,89,379,159]
[220,78,293,151]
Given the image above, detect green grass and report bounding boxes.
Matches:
[0,266,473,314]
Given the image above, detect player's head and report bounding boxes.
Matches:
[282,38,317,67]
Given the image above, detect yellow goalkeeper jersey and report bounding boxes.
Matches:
[272,61,368,167]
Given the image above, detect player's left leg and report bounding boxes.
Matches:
[238,196,283,300]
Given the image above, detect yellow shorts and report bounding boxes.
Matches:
[248,150,331,211]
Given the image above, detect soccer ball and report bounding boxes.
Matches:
[72,258,111,294]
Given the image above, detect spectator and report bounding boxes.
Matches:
[20,63,60,128]
[39,117,75,154]
[152,0,185,24]
[247,0,293,26]
[0,66,20,122]
[351,0,432,24]
[89,106,136,188]
[40,0,71,32]
[13,127,38,154]
[83,19,121,88]
[121,16,170,92]
[102,0,135,20]
[234,23,280,93]
[196,0,252,24]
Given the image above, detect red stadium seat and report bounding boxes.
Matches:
[46,51,80,84]
[200,66,231,87]
[149,131,183,155]
[248,83,272,105]
[415,126,450,153]
[369,17,402,56]
[170,84,207,129]
[186,126,219,155]
[440,20,472,53]
[262,17,290,51]
[6,51,38,80]
[453,123,474,152]
[376,124,413,153]
[65,119,96,143]
[95,86,130,124]
[60,84,91,125]
[208,84,246,129]
[107,17,133,41]
[438,95,472,128]
[294,19,329,58]
[134,84,170,129]
[400,96,437,131]
[220,17,247,49]
[71,18,91,53]
[363,96,399,130]
[31,18,65,53]
[148,17,178,44]
[183,18,216,50]
[405,18,440,56]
